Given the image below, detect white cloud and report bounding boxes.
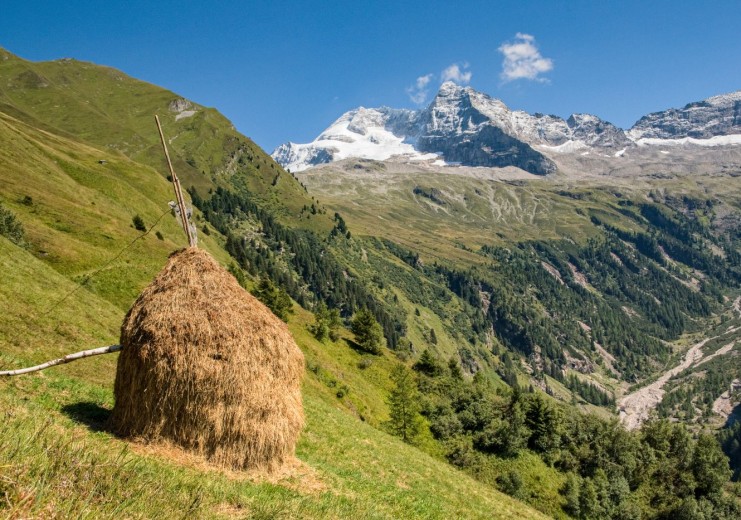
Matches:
[406,73,434,104]
[498,33,553,83]
[441,63,472,85]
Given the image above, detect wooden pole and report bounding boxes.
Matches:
[0,345,122,376]
[154,115,196,248]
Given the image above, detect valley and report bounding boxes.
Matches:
[618,307,740,430]
[1,47,740,519]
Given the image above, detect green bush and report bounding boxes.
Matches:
[0,203,26,246]
[132,214,146,232]
[309,302,342,342]
[496,470,524,499]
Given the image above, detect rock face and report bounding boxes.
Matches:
[418,120,556,174]
[414,82,557,174]
[628,91,741,140]
[273,83,741,173]
[567,114,633,148]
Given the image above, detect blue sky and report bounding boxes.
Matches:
[2,1,741,151]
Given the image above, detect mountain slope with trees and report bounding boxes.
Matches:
[0,49,740,518]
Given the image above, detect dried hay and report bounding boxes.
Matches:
[110,248,304,471]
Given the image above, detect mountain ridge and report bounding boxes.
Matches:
[273,82,741,173]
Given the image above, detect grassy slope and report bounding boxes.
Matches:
[0,47,329,233]
[298,162,741,264]
[298,167,606,264]
[0,96,545,518]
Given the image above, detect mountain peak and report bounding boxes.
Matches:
[438,80,464,92]
[435,81,476,99]
[273,85,741,173]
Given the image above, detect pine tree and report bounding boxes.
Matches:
[525,393,562,458]
[252,275,293,322]
[501,392,530,456]
[578,479,599,520]
[413,349,443,376]
[351,308,385,354]
[387,364,424,443]
[562,473,581,518]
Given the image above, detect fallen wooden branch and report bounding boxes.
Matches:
[0,344,122,376]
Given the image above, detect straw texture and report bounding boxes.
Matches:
[110,248,304,470]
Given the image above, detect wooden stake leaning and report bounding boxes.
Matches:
[2,119,196,377]
[0,345,122,376]
[155,114,196,248]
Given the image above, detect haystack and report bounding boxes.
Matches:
[109,248,304,471]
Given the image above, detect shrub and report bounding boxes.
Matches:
[496,470,524,499]
[132,215,146,232]
[0,203,26,246]
[309,303,342,342]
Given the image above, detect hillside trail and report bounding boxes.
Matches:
[618,318,741,430]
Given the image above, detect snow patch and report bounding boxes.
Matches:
[537,140,588,154]
[273,107,437,172]
[634,134,741,147]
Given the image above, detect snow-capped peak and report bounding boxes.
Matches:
[272,84,741,173]
[271,106,434,172]
[437,80,470,95]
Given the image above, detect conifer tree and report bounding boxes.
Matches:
[351,308,385,354]
[387,364,424,443]
[253,275,293,322]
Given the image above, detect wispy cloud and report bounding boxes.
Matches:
[406,73,434,104]
[406,62,472,104]
[441,63,472,85]
[498,33,553,83]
